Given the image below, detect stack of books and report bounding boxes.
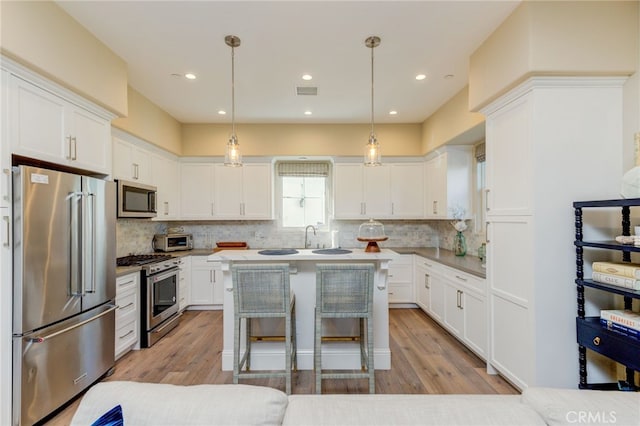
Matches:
[600,310,640,340]
[591,261,640,290]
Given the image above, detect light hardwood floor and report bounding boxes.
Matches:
[44,308,517,425]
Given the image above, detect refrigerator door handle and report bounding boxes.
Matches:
[27,304,117,343]
[83,190,97,293]
[70,191,83,296]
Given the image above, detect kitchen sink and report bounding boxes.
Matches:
[257,249,299,255]
[311,248,353,255]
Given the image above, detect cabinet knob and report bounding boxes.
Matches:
[593,336,601,346]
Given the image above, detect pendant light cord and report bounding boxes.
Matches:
[231,44,236,137]
[370,43,375,137]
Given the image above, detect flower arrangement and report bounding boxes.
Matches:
[452,220,467,232]
[450,207,467,256]
[450,206,467,233]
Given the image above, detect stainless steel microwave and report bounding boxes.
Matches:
[153,234,193,252]
[116,180,157,218]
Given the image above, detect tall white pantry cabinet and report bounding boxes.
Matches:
[482,77,626,390]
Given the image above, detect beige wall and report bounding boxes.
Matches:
[182,123,422,157]
[421,86,485,153]
[0,1,128,116]
[469,1,638,111]
[112,87,182,155]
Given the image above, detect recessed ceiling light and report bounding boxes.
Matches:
[302,74,313,81]
[415,74,426,81]
[444,74,455,80]
[184,73,197,80]
[304,111,312,116]
[389,110,398,115]
[218,110,226,115]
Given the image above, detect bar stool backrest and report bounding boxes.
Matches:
[316,263,375,317]
[232,263,290,315]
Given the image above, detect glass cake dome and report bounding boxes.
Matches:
[357,219,388,252]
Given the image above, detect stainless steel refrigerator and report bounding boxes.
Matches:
[12,165,117,426]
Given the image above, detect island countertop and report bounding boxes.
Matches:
[207,248,398,263]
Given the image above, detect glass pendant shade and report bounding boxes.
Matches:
[363,36,381,167]
[224,35,242,167]
[225,134,242,167]
[364,133,381,166]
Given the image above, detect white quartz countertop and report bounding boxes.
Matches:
[208,248,398,262]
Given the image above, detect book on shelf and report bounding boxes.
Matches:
[599,318,640,340]
[600,310,640,332]
[591,271,640,290]
[592,261,640,279]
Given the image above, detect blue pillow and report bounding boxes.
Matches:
[91,404,123,426]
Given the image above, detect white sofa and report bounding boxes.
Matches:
[70,381,640,426]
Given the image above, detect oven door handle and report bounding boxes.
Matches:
[149,267,179,283]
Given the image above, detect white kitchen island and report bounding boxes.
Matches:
[207,248,397,371]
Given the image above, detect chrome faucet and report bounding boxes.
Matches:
[304,225,317,249]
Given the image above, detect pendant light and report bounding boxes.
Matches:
[364,36,381,167]
[224,35,242,167]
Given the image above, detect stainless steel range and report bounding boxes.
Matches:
[117,254,181,347]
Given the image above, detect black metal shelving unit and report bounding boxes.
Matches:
[574,198,640,391]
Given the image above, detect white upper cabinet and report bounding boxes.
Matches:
[213,163,273,219]
[389,163,424,218]
[180,163,215,219]
[334,164,366,219]
[485,95,533,216]
[151,153,180,220]
[9,74,112,175]
[112,136,152,184]
[424,147,472,219]
[1,68,10,208]
[335,163,424,219]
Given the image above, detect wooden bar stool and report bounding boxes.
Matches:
[314,263,375,394]
[231,263,297,394]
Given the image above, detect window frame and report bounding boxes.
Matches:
[273,159,333,231]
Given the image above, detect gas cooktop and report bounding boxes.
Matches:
[116,254,173,267]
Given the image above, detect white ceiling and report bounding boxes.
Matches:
[56,1,520,124]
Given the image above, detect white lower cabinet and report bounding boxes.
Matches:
[428,273,446,323]
[461,288,487,358]
[387,254,413,304]
[414,255,486,360]
[178,256,191,311]
[414,261,431,312]
[115,272,140,359]
[190,256,223,306]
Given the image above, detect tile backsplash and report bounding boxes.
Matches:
[117,218,485,257]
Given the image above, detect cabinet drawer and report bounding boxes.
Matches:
[577,317,640,371]
[388,283,414,303]
[116,273,139,294]
[442,266,485,295]
[414,256,445,274]
[191,256,220,267]
[389,264,412,283]
[115,291,137,320]
[115,315,138,356]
